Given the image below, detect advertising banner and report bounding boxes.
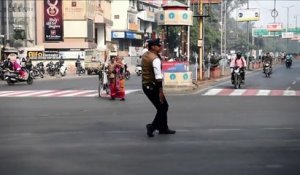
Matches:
[267,23,282,32]
[162,61,189,72]
[163,72,193,86]
[158,10,193,26]
[44,0,63,42]
[237,8,260,22]
[282,32,294,39]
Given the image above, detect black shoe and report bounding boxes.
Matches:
[120,98,125,101]
[159,129,176,135]
[110,97,115,100]
[146,124,155,137]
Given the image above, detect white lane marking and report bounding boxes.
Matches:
[0,89,141,97]
[292,81,296,85]
[286,86,291,90]
[257,90,271,96]
[261,128,294,130]
[208,128,242,132]
[59,90,96,97]
[283,90,296,96]
[38,90,77,97]
[14,90,56,97]
[229,89,246,96]
[0,91,32,97]
[203,88,223,96]
[0,91,14,95]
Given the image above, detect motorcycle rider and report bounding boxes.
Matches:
[230,52,247,84]
[262,52,273,73]
[75,56,81,75]
[285,53,293,67]
[13,58,26,79]
[3,58,13,70]
[59,56,64,67]
[25,56,32,71]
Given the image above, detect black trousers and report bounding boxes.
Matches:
[143,83,169,131]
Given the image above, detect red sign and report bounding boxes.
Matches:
[44,0,63,42]
[162,61,189,72]
[267,23,282,32]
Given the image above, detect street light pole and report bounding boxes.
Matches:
[5,0,9,46]
[246,0,251,70]
[283,5,294,52]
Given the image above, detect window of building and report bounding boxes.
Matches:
[114,15,119,19]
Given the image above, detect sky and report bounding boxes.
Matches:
[244,0,300,29]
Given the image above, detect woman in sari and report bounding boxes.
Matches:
[109,56,126,101]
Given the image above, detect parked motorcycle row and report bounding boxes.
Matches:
[45,61,67,77]
[0,60,68,85]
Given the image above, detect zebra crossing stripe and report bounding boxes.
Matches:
[0,91,32,97]
[38,90,77,97]
[203,89,300,96]
[256,90,271,96]
[0,89,141,97]
[283,90,296,96]
[13,90,56,97]
[59,90,96,97]
[203,89,223,96]
[229,89,246,96]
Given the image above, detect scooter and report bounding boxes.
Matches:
[286,59,292,69]
[264,63,271,78]
[135,65,142,76]
[4,68,33,85]
[59,63,67,76]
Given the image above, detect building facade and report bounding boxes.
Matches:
[1,0,113,60]
[111,0,160,56]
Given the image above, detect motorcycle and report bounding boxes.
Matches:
[286,59,292,69]
[32,66,44,79]
[46,61,56,76]
[76,62,85,76]
[264,62,271,78]
[59,63,67,76]
[0,62,5,80]
[232,67,243,89]
[135,65,142,76]
[4,68,33,85]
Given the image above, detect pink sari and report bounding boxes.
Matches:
[110,65,125,99]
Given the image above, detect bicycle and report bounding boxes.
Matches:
[98,65,110,97]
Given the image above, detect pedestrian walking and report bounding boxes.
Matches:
[141,38,176,137]
[108,56,126,101]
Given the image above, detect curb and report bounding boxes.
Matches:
[164,66,268,94]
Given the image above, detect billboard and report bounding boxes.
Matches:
[282,32,294,39]
[237,8,260,22]
[267,23,282,32]
[44,0,63,42]
[156,10,193,26]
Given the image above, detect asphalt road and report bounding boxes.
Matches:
[0,61,299,175]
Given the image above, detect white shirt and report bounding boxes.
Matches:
[152,58,163,80]
[141,48,148,56]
